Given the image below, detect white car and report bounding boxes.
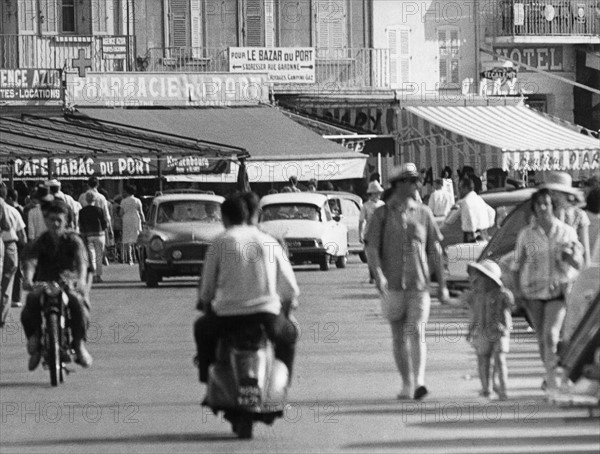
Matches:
[259,193,349,270]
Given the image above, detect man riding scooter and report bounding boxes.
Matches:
[21,200,93,371]
[194,193,300,384]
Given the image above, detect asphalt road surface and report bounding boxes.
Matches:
[1,257,599,453]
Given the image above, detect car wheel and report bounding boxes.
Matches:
[319,254,330,271]
[145,267,160,287]
[358,251,367,263]
[138,250,146,282]
[335,255,347,269]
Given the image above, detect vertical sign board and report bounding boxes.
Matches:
[102,36,128,60]
[229,47,315,84]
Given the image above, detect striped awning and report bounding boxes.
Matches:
[405,105,599,153]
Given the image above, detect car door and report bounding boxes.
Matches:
[338,197,361,252]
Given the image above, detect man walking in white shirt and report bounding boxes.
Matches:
[444,177,495,243]
[428,179,454,217]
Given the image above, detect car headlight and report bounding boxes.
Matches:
[171,249,182,260]
[150,237,164,252]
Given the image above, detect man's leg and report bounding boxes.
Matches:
[94,234,106,279]
[21,292,43,370]
[390,320,413,397]
[84,236,97,279]
[193,312,219,383]
[0,242,18,324]
[260,313,298,378]
[406,291,431,393]
[542,299,567,389]
[524,300,546,366]
[11,251,22,307]
[66,289,92,367]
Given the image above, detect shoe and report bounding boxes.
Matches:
[479,390,491,398]
[414,386,429,400]
[541,379,547,391]
[11,301,23,308]
[369,278,375,284]
[74,342,93,368]
[28,352,41,371]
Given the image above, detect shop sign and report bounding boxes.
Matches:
[162,155,230,175]
[102,37,128,60]
[13,157,153,179]
[493,46,564,72]
[0,69,62,103]
[503,150,600,172]
[66,72,270,107]
[229,47,315,84]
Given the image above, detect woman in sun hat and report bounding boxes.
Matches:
[540,171,591,268]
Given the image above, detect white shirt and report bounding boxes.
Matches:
[359,199,384,241]
[1,203,25,242]
[444,191,495,233]
[428,188,454,217]
[198,225,300,316]
[27,205,47,240]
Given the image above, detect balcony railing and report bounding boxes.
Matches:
[144,47,390,90]
[491,0,600,37]
[0,34,134,72]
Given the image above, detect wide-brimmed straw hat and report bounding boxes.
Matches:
[467,259,503,288]
[366,181,384,194]
[539,171,582,200]
[388,163,419,184]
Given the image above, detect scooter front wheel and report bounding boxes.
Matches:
[236,414,253,439]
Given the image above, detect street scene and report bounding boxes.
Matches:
[1,259,598,454]
[1,0,600,453]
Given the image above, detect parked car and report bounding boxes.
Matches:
[317,191,365,261]
[441,188,537,290]
[136,192,225,287]
[259,192,348,270]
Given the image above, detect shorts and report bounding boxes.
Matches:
[380,290,430,324]
[473,335,510,356]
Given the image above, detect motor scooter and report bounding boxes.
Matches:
[202,323,289,439]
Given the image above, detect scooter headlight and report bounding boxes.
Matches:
[150,237,164,252]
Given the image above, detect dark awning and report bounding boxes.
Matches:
[75,106,367,182]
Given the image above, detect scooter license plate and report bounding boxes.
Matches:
[237,384,261,407]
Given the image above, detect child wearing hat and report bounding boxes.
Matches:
[466,259,514,400]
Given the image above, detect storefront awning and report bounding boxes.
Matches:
[402,104,599,174]
[0,115,247,180]
[76,106,368,182]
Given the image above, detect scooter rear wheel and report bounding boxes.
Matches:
[47,313,61,387]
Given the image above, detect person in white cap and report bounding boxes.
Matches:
[540,171,591,268]
[466,259,513,400]
[45,179,80,230]
[359,181,385,283]
[364,163,448,401]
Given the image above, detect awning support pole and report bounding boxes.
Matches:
[157,154,163,192]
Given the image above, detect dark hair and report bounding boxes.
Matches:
[221,195,248,226]
[586,187,600,215]
[459,177,474,191]
[289,175,298,186]
[531,188,554,212]
[442,166,453,179]
[44,200,71,219]
[6,188,17,201]
[434,178,443,186]
[124,184,136,196]
[87,176,99,188]
[0,183,7,199]
[369,173,381,183]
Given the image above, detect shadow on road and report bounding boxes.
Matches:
[1,432,241,447]
[0,381,51,388]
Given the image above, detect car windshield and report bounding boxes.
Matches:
[156,201,221,224]
[261,203,321,222]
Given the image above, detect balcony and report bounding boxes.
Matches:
[0,34,134,72]
[144,47,390,92]
[487,0,600,44]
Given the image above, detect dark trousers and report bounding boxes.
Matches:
[0,242,18,324]
[21,288,90,344]
[194,311,298,383]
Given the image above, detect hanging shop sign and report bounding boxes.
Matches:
[503,150,600,172]
[65,72,270,107]
[479,66,519,96]
[12,155,231,179]
[102,37,128,60]
[229,47,315,84]
[0,69,62,103]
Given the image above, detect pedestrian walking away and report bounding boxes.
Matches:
[364,163,449,401]
[466,260,513,401]
[79,192,108,283]
[511,189,584,393]
[120,184,145,265]
[428,178,454,217]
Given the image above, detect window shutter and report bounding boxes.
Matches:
[40,0,58,33]
[246,0,263,46]
[170,0,189,48]
[387,26,410,88]
[92,0,108,33]
[387,28,398,85]
[19,0,37,34]
[398,29,410,83]
[317,0,346,51]
[438,26,460,84]
[264,0,275,47]
[190,0,202,56]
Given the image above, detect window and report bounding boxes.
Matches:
[387,26,410,88]
[40,0,59,33]
[438,26,460,85]
[244,0,275,47]
[18,0,37,34]
[316,0,347,57]
[62,0,76,33]
[168,0,203,54]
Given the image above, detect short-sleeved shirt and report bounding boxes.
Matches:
[359,199,384,239]
[1,203,26,242]
[364,197,442,291]
[26,231,88,282]
[467,287,513,342]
